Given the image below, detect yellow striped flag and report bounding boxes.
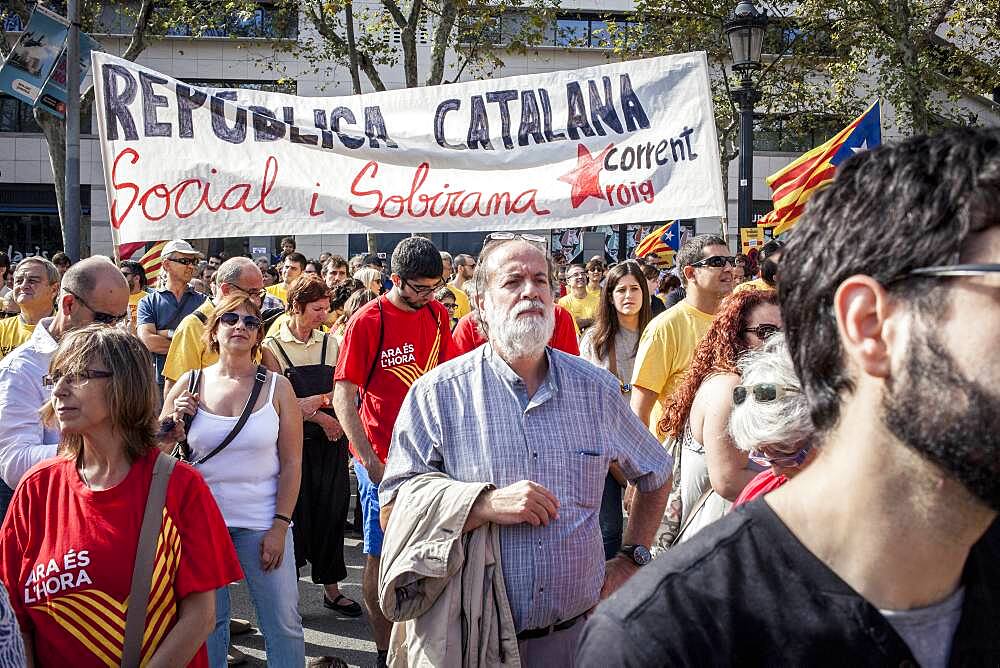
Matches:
[138,241,168,282]
[768,102,881,236]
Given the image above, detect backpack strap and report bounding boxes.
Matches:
[320,333,329,367]
[193,366,268,467]
[271,340,295,371]
[361,299,384,401]
[193,310,207,324]
[121,452,176,668]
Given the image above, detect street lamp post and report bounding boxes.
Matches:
[725,1,768,234]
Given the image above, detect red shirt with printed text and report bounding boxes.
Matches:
[0,449,242,668]
[335,295,454,462]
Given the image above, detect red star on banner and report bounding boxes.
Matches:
[559,143,613,209]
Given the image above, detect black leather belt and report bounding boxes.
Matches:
[516,612,586,641]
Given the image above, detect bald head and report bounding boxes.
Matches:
[216,257,264,304]
[476,240,549,296]
[59,256,130,331]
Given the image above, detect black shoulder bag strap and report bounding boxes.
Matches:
[193,365,268,467]
[320,333,329,367]
[360,299,385,402]
[121,452,176,668]
[163,291,195,332]
[173,369,203,461]
[271,340,296,371]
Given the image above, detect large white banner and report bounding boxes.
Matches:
[93,50,725,243]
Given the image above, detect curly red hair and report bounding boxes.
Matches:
[658,289,779,439]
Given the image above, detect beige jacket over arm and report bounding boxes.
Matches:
[379,472,521,668]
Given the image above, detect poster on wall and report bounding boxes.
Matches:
[92,50,727,242]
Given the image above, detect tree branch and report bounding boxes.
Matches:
[923,0,957,44]
[381,0,407,28]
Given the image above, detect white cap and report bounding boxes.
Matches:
[161,239,203,259]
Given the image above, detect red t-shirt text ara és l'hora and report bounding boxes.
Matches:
[335,295,455,463]
[0,449,242,667]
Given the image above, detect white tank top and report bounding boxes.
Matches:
[187,373,280,530]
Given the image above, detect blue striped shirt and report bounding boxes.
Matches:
[381,344,672,632]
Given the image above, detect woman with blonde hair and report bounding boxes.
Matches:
[162,293,304,666]
[353,267,383,296]
[1,325,241,667]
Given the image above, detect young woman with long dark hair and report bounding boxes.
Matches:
[580,261,653,558]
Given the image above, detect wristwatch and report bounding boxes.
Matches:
[619,544,652,566]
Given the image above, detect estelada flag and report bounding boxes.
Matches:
[767,102,881,236]
[635,221,680,262]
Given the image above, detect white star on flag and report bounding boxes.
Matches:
[851,138,870,154]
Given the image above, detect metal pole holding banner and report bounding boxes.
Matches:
[64,0,81,261]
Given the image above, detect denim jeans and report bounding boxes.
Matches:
[0,480,13,522]
[206,528,304,668]
[599,473,624,561]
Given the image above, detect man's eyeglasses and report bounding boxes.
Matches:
[733,383,800,405]
[742,324,781,340]
[691,255,737,269]
[218,312,262,330]
[442,302,459,311]
[223,282,267,302]
[166,256,199,267]
[64,289,126,325]
[902,263,1000,280]
[401,278,444,296]
[43,369,114,388]
[749,444,812,469]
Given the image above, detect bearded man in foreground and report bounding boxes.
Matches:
[378,236,671,667]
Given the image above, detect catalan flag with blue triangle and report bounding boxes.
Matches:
[767,101,882,236]
[634,221,680,262]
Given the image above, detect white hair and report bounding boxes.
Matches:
[354,267,383,289]
[729,334,813,453]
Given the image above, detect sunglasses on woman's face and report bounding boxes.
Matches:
[742,323,781,339]
[733,383,800,405]
[218,312,262,330]
[749,444,812,469]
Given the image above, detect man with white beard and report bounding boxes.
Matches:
[379,236,671,666]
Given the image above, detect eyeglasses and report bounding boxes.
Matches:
[733,383,800,405]
[749,444,812,469]
[902,263,1000,280]
[64,289,127,325]
[222,282,267,302]
[690,255,737,269]
[401,278,444,296]
[742,324,781,339]
[567,272,586,280]
[218,312,262,330]
[166,256,199,267]
[442,302,458,311]
[43,369,114,388]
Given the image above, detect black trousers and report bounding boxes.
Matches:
[293,433,350,584]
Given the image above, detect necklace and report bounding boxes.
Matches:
[78,464,90,489]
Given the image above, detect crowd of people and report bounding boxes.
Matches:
[0,128,997,667]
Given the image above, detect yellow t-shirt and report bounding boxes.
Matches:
[446,284,472,320]
[631,300,715,438]
[127,291,146,333]
[265,283,288,304]
[0,316,35,359]
[733,277,774,293]
[162,300,216,383]
[557,291,601,328]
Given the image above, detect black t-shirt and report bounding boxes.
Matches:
[577,500,1000,667]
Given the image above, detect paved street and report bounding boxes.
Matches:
[229,474,378,667]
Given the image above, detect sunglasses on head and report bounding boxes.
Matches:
[64,289,126,325]
[749,443,812,469]
[742,323,781,339]
[691,255,737,269]
[218,312,262,330]
[733,383,800,406]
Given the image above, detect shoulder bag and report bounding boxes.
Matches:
[173,366,268,466]
[121,451,176,668]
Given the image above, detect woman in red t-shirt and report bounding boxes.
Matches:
[0,325,242,667]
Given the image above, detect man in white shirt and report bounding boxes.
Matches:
[0,257,129,518]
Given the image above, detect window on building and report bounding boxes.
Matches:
[552,13,635,49]
[457,14,503,46]
[183,79,296,94]
[753,115,847,153]
[0,94,94,134]
[149,1,297,39]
